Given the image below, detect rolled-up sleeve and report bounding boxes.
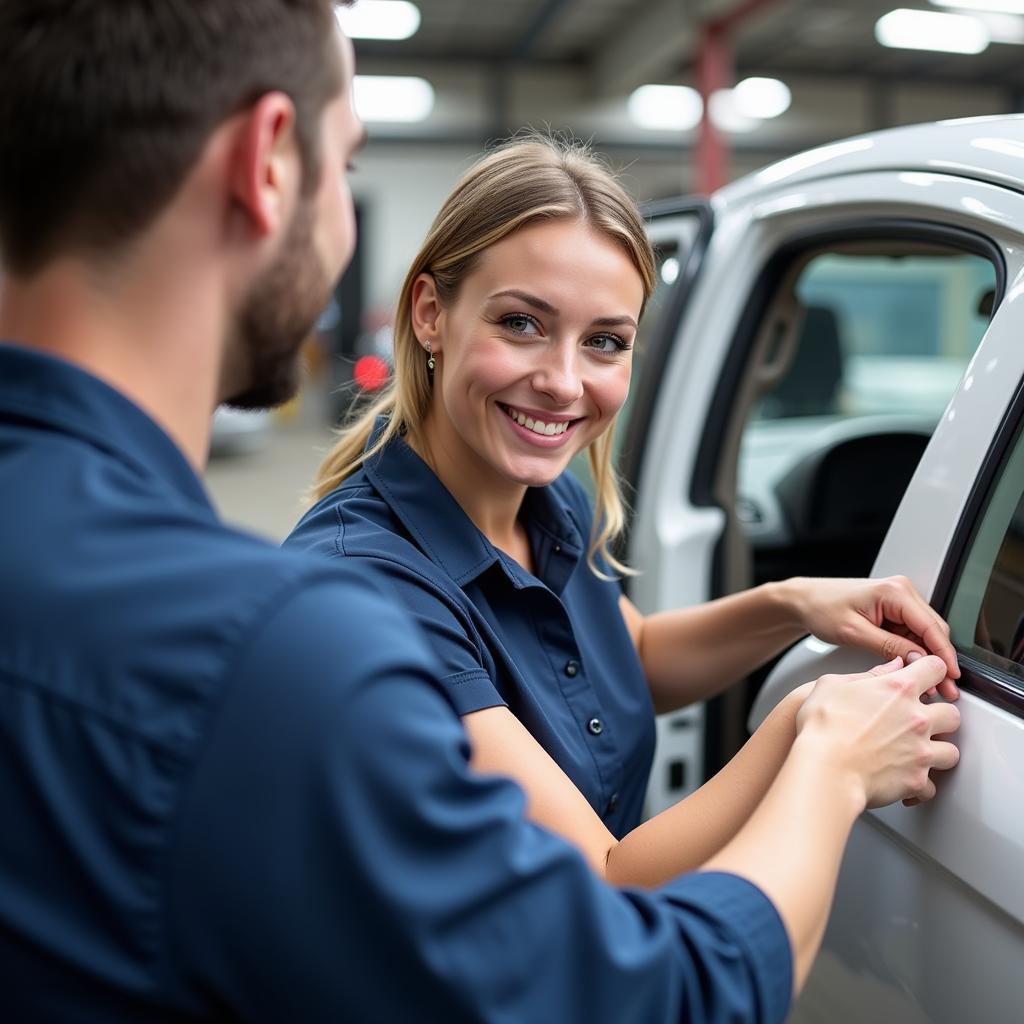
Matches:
[166,579,792,1024]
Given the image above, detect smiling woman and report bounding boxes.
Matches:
[308,132,654,575]
[284,133,963,996]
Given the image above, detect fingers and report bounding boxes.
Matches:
[928,739,960,772]
[926,701,961,738]
[886,653,948,696]
[913,777,938,803]
[878,577,960,680]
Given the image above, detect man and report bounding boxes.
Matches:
[0,2,959,1021]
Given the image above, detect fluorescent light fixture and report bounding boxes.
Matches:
[353,76,434,123]
[971,12,1024,42]
[931,0,1024,14]
[733,77,791,119]
[627,85,703,131]
[336,1,421,41]
[708,89,759,133]
[875,9,989,53]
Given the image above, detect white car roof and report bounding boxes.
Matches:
[718,114,1024,206]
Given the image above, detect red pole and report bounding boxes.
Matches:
[694,0,788,195]
[696,21,731,195]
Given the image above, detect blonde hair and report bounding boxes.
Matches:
[313,132,656,577]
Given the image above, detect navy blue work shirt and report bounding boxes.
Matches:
[0,342,792,1023]
[287,421,655,836]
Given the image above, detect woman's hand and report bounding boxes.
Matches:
[795,654,961,808]
[781,575,960,700]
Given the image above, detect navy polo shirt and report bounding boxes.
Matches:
[0,342,791,1022]
[286,422,657,836]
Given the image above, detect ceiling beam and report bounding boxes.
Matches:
[513,0,577,59]
[589,0,799,97]
[590,0,696,97]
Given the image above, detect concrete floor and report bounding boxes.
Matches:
[203,418,338,543]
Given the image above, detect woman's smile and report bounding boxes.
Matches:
[497,402,582,447]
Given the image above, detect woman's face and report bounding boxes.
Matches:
[417,217,644,491]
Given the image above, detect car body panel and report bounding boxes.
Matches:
[631,117,1024,1018]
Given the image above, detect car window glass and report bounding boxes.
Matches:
[737,248,996,582]
[948,427,1024,678]
[572,215,702,497]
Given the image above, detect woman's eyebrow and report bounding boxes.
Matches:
[489,290,637,329]
[592,315,638,329]
[489,289,558,314]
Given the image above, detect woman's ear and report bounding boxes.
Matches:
[411,273,445,352]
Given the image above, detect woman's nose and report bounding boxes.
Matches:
[532,345,584,405]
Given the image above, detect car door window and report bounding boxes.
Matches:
[948,425,1024,684]
[739,246,996,583]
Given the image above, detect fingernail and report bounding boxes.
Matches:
[907,651,923,662]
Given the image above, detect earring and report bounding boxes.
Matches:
[425,340,436,372]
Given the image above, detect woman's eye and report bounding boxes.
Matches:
[501,313,540,335]
[586,333,631,354]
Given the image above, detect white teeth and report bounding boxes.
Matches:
[504,405,570,437]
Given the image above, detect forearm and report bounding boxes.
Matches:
[638,581,805,713]
[701,732,865,994]
[606,685,807,888]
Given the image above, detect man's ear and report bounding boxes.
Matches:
[230,92,301,238]
[411,273,446,351]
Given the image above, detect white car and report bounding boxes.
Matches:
[624,115,1024,1021]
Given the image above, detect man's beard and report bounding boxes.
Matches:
[223,198,334,410]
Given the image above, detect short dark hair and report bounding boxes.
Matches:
[0,0,348,274]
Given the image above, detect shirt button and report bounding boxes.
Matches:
[565,659,580,677]
[587,717,603,736]
[554,544,562,554]
[605,792,619,815]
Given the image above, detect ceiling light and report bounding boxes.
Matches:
[660,258,680,285]
[628,85,703,131]
[708,90,759,133]
[931,0,1024,14]
[970,12,1024,42]
[336,1,421,41]
[875,9,989,53]
[733,77,792,119]
[353,76,434,123]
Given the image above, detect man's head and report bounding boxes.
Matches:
[0,0,365,408]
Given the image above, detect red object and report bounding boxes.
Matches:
[696,22,731,196]
[353,355,390,392]
[696,0,786,195]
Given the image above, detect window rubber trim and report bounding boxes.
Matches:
[932,379,1024,718]
[619,198,714,563]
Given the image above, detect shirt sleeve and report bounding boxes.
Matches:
[286,502,503,716]
[165,576,792,1024]
[339,552,506,715]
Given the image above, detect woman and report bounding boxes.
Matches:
[285,134,958,948]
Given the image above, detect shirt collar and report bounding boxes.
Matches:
[362,417,584,590]
[0,342,214,514]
